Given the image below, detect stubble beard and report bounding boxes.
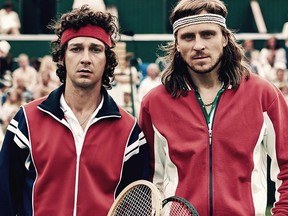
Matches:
[187,54,222,75]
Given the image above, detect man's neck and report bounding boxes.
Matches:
[190,70,221,90]
[64,85,102,113]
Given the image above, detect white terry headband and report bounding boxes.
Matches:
[173,13,227,35]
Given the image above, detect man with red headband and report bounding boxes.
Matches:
[139,0,288,215]
[0,5,149,215]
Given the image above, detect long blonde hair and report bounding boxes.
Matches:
[160,0,250,98]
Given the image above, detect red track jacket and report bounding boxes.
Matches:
[139,73,288,216]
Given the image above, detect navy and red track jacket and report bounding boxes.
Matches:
[0,85,149,215]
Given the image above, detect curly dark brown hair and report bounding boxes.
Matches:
[48,5,119,89]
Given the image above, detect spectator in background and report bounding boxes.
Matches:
[73,0,120,29]
[113,53,140,116]
[259,36,287,82]
[30,57,41,72]
[14,77,33,103]
[138,63,161,102]
[242,39,260,74]
[243,39,260,62]
[272,62,288,103]
[122,87,133,115]
[12,53,38,93]
[0,40,11,59]
[0,1,21,34]
[272,62,288,89]
[0,40,13,87]
[282,21,288,68]
[72,0,106,12]
[33,71,58,99]
[32,55,60,99]
[38,55,60,88]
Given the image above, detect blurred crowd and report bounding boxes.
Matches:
[243,36,288,103]
[0,46,61,144]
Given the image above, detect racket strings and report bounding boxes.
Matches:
[162,200,197,216]
[168,202,191,215]
[114,185,154,215]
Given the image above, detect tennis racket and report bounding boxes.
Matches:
[107,180,162,216]
[162,196,199,216]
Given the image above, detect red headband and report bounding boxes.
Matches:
[60,25,112,47]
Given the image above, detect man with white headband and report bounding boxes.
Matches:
[0,5,149,215]
[139,0,288,215]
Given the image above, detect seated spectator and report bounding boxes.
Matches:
[122,88,133,115]
[30,57,41,72]
[72,0,106,12]
[242,39,260,74]
[259,36,287,82]
[12,53,38,93]
[272,62,288,89]
[112,53,140,115]
[243,39,260,62]
[0,40,13,87]
[279,85,288,104]
[138,63,161,102]
[282,21,288,68]
[38,55,60,88]
[0,1,21,34]
[0,40,10,58]
[33,71,58,99]
[270,62,288,104]
[14,77,33,103]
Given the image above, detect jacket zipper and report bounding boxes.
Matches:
[73,155,80,216]
[208,126,213,216]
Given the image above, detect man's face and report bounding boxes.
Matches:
[176,22,227,74]
[64,37,106,89]
[18,56,29,68]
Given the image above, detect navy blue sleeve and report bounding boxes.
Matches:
[0,107,32,216]
[115,122,150,196]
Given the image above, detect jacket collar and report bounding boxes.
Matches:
[38,84,121,120]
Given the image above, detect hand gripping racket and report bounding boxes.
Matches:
[107,180,162,216]
[162,196,199,216]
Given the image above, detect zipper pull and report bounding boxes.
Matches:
[209,129,212,145]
